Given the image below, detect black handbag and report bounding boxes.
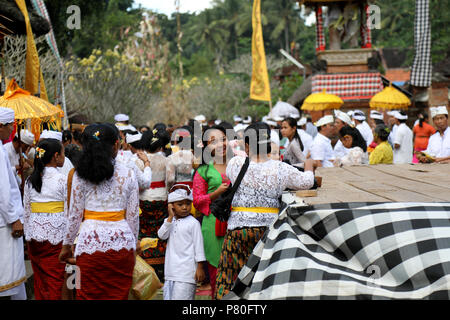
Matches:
[210,157,250,222]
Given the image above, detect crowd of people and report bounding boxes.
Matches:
[0,103,449,301]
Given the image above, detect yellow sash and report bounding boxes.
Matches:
[231,207,279,214]
[83,209,126,222]
[30,201,64,213]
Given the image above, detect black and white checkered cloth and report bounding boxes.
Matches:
[410,0,432,87]
[225,202,450,300]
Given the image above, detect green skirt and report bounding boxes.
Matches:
[201,214,224,268]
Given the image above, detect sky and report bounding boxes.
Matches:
[133,0,213,16]
[133,0,315,25]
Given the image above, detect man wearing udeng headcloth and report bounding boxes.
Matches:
[0,107,27,300]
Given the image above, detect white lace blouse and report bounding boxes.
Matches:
[62,161,140,257]
[23,167,67,245]
[226,156,314,230]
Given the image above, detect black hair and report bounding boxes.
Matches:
[219,121,237,141]
[76,123,119,184]
[375,124,390,142]
[64,143,82,167]
[72,130,82,144]
[282,117,304,151]
[28,138,63,193]
[418,112,428,127]
[153,123,167,132]
[244,122,272,156]
[374,119,385,126]
[140,128,170,154]
[339,126,367,152]
[62,130,72,144]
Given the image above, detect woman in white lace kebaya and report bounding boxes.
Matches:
[215,122,315,299]
[59,124,139,300]
[134,128,170,279]
[24,138,67,300]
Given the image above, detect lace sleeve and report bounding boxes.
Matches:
[279,162,314,190]
[126,169,140,241]
[63,174,85,246]
[226,156,245,185]
[23,181,31,237]
[166,157,176,190]
[192,171,211,216]
[341,147,364,166]
[136,165,152,190]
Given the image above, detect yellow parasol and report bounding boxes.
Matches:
[0,79,63,140]
[301,89,344,111]
[369,84,411,110]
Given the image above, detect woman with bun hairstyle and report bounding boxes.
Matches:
[59,123,139,300]
[24,138,67,299]
[215,122,315,299]
[135,128,170,279]
[369,124,393,165]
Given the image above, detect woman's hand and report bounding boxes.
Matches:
[59,245,74,264]
[136,151,150,167]
[304,159,315,172]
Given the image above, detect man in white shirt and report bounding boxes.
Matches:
[333,110,354,159]
[419,106,450,163]
[392,111,413,164]
[310,115,336,168]
[305,116,318,138]
[0,107,27,300]
[352,110,374,147]
[387,110,399,148]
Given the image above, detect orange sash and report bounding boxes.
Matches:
[83,210,126,222]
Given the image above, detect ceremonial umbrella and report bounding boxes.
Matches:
[369,84,411,110]
[0,78,63,140]
[301,89,343,111]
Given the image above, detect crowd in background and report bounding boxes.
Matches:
[1,104,449,300]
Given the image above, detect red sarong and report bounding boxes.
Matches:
[76,248,135,300]
[27,240,65,300]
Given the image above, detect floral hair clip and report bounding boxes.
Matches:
[152,129,158,135]
[151,137,159,143]
[35,147,46,159]
[93,131,100,140]
[165,143,171,149]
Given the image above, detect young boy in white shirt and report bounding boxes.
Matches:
[158,185,206,300]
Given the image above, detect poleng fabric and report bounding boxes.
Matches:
[215,226,267,300]
[225,202,450,300]
[410,0,432,87]
[76,248,134,300]
[27,240,65,300]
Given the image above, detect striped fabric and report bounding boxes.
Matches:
[410,0,432,87]
[315,6,325,52]
[225,202,450,300]
[312,73,384,100]
[360,4,372,48]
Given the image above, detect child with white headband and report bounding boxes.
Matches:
[157,184,206,300]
